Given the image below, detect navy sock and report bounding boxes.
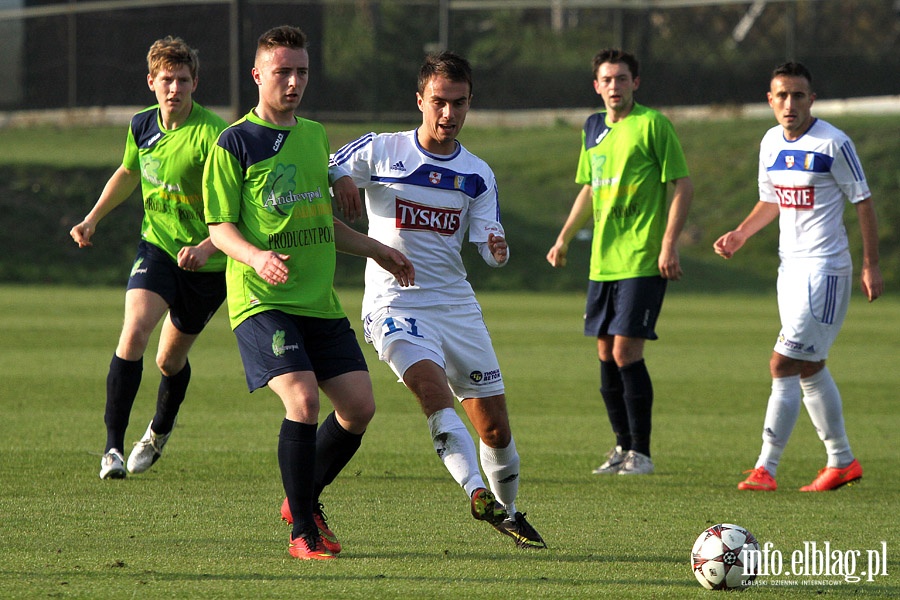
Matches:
[105,354,143,452]
[153,360,191,435]
[621,359,654,457]
[600,360,631,451]
[314,411,364,501]
[278,419,318,539]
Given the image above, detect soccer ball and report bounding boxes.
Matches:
[691,523,759,590]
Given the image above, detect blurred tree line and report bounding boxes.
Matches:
[317,0,899,115]
[2,0,897,117]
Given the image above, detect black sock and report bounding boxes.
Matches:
[314,411,364,501]
[278,419,318,538]
[599,360,631,451]
[105,354,143,452]
[621,359,653,457]
[153,360,191,435]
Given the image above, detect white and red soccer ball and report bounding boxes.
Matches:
[691,523,760,590]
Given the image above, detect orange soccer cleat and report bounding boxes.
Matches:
[288,530,335,560]
[281,498,342,554]
[800,459,862,492]
[737,466,777,491]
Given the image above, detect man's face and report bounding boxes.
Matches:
[416,75,471,154]
[253,45,309,116]
[593,61,638,113]
[768,75,816,139]
[148,64,197,120]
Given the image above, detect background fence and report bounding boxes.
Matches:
[0,0,897,123]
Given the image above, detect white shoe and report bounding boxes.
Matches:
[100,449,126,479]
[127,421,172,474]
[592,445,626,474]
[618,450,654,475]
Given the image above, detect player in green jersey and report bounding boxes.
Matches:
[203,25,413,561]
[546,48,693,476]
[70,36,228,480]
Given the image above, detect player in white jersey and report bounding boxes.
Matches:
[714,62,882,492]
[330,51,545,549]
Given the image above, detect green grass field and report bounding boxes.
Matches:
[1,285,897,598]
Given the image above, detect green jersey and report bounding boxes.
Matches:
[575,103,689,281]
[203,110,344,329]
[123,102,228,272]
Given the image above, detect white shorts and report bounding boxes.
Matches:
[363,303,505,399]
[774,265,850,362]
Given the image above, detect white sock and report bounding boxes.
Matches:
[801,368,853,468]
[480,437,520,516]
[427,408,485,497]
[755,375,802,478]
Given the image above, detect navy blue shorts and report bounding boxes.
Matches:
[233,310,368,392]
[126,240,226,335]
[583,276,667,340]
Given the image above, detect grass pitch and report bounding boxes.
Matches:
[0,286,897,598]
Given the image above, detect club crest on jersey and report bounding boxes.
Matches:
[428,171,442,185]
[395,197,461,236]
[785,155,795,168]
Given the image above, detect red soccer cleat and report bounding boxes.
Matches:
[288,531,335,560]
[737,466,777,491]
[800,459,863,492]
[281,498,342,554]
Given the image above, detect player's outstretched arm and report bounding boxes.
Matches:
[69,166,140,248]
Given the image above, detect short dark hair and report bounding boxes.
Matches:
[771,61,813,86]
[418,51,473,96]
[256,25,307,60]
[592,48,639,79]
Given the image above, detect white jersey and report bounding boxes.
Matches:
[330,129,504,316]
[758,118,870,274]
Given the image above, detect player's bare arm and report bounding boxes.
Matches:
[547,184,593,268]
[332,218,415,287]
[659,177,693,280]
[855,197,883,302]
[713,201,780,259]
[331,175,362,223]
[208,221,290,285]
[70,166,141,247]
